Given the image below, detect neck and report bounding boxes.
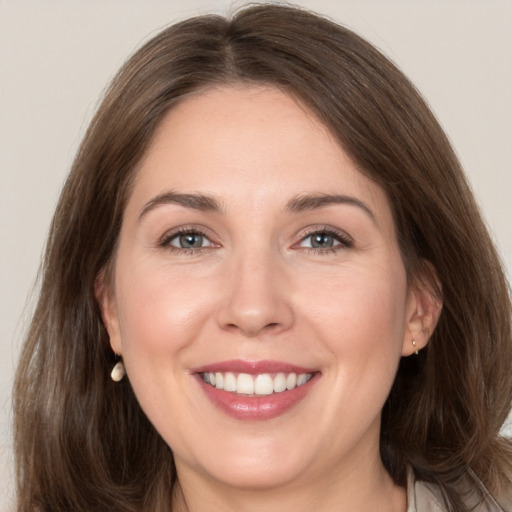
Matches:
[171,455,407,512]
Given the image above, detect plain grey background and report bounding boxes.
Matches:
[1,1,511,510]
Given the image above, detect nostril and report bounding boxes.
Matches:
[215,287,295,336]
[222,321,283,337]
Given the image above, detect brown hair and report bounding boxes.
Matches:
[14,4,512,511]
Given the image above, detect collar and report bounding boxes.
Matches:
[406,466,508,512]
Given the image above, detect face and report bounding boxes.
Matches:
[100,85,426,492]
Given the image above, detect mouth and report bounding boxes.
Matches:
[200,371,313,396]
[193,360,319,420]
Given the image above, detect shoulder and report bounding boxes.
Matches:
[406,472,446,512]
[406,467,509,512]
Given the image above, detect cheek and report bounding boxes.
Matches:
[112,261,222,434]
[298,259,408,442]
[114,260,218,363]
[300,259,408,366]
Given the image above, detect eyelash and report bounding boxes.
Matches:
[159,227,214,255]
[158,226,353,255]
[297,226,353,255]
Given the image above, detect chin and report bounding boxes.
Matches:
[201,459,306,491]
[174,436,314,491]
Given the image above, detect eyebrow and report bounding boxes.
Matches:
[139,191,375,223]
[285,193,375,222]
[139,191,223,220]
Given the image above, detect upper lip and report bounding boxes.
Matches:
[191,359,317,375]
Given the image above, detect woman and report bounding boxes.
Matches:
[13,4,512,512]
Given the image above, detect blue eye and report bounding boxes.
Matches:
[303,232,338,249]
[171,232,207,249]
[161,229,213,251]
[298,229,352,252]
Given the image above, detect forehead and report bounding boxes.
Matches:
[128,84,393,231]
[143,84,340,177]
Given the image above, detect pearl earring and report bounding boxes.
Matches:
[412,339,419,355]
[111,360,126,382]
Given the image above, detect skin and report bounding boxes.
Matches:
[98,85,440,512]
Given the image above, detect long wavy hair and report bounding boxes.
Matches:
[14,4,512,511]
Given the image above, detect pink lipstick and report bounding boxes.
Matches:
[192,360,319,420]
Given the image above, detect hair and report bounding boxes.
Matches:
[14,4,512,512]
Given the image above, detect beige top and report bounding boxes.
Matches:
[406,467,509,512]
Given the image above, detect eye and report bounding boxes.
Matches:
[296,228,352,252]
[160,228,215,252]
[302,232,339,249]
[171,232,208,249]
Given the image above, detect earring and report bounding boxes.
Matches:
[412,339,419,355]
[111,360,126,382]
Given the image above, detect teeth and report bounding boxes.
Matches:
[223,372,237,392]
[254,374,274,395]
[286,373,297,390]
[273,373,287,393]
[202,371,312,395]
[297,373,309,386]
[237,373,255,394]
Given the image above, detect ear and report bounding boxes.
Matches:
[402,267,442,357]
[95,269,123,355]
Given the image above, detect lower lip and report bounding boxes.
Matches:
[196,374,318,420]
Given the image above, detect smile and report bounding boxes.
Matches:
[193,360,319,420]
[201,371,313,396]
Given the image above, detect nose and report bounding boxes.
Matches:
[215,250,294,338]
